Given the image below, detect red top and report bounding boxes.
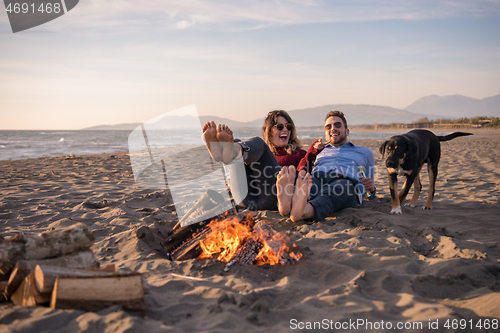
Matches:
[296,139,322,174]
[273,147,307,169]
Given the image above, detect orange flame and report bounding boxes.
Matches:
[198,215,253,262]
[198,214,302,265]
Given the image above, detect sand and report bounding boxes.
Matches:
[1,133,499,333]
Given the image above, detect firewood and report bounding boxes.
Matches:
[4,250,99,297]
[0,281,7,303]
[0,223,95,275]
[35,265,116,293]
[10,273,51,306]
[163,222,209,254]
[50,274,145,316]
[169,227,211,261]
[224,238,263,272]
[4,261,31,298]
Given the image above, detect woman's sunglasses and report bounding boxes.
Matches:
[275,123,293,131]
[324,122,343,130]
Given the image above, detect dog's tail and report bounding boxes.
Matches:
[437,132,473,142]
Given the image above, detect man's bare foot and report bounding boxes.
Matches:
[277,166,296,216]
[202,121,222,161]
[290,170,312,222]
[217,124,240,164]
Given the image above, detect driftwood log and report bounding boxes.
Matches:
[34,265,115,293]
[10,273,51,306]
[0,223,95,275]
[4,250,99,297]
[51,274,145,316]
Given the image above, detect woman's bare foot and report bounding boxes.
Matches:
[277,165,296,216]
[290,170,312,222]
[217,124,240,164]
[202,121,222,162]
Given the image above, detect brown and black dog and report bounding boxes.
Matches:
[379,129,472,214]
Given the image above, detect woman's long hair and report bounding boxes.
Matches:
[262,110,301,154]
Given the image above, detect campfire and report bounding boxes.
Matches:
[163,212,302,270]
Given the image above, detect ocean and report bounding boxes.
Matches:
[0,129,399,161]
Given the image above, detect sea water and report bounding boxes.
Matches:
[0,128,400,161]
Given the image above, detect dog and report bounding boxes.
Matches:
[379,129,472,214]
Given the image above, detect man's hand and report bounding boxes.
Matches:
[313,139,325,151]
[360,177,376,193]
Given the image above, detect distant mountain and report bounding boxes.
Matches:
[81,94,500,130]
[405,94,500,118]
[81,117,252,130]
[83,123,141,130]
[202,105,438,128]
[198,116,252,128]
[81,105,437,130]
[285,104,438,127]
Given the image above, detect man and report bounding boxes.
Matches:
[277,111,376,222]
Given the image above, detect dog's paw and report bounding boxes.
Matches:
[422,206,432,210]
[404,203,416,208]
[389,206,403,215]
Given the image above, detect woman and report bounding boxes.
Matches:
[262,110,306,169]
[202,110,306,211]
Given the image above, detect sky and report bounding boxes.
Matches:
[0,0,499,130]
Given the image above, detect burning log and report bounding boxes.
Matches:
[162,210,246,261]
[0,223,95,275]
[167,227,212,261]
[199,214,301,268]
[163,209,302,269]
[224,238,263,272]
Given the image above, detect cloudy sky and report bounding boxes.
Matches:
[1,0,499,129]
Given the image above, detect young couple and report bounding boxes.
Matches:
[202,110,376,222]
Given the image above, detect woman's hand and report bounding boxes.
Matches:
[313,139,325,152]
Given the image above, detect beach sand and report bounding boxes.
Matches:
[1,134,499,332]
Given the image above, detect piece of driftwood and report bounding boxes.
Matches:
[35,265,116,293]
[4,250,99,297]
[30,263,148,295]
[0,223,95,275]
[10,273,51,306]
[51,274,145,316]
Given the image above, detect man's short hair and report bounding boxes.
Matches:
[325,110,348,129]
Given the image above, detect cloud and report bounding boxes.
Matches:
[32,0,500,32]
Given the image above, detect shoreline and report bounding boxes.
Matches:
[2,127,499,162]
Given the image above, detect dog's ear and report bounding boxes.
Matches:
[379,141,388,158]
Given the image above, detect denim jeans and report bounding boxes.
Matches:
[230,137,280,211]
[308,171,360,221]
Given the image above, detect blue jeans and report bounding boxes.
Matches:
[231,137,280,211]
[308,171,360,221]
